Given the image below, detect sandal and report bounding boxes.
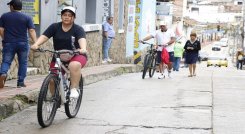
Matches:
[193,73,196,76]
[188,75,192,77]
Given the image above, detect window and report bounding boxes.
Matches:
[82,0,104,32]
[191,7,199,12]
[85,0,96,24]
[118,0,124,31]
[237,2,242,5]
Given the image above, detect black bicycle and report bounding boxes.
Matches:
[36,49,83,127]
[140,41,158,79]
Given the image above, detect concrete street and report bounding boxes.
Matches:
[0,61,244,134]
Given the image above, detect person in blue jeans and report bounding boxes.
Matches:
[0,0,37,88]
[173,38,184,71]
[236,49,244,70]
[102,16,115,63]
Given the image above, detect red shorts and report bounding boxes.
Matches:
[50,54,87,73]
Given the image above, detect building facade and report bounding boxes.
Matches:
[133,0,156,64]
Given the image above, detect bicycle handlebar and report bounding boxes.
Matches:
[36,48,80,55]
[138,41,154,45]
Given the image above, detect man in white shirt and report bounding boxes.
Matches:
[140,21,175,79]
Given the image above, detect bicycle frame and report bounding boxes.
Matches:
[141,41,157,63]
[141,41,156,54]
[54,57,68,104]
[37,48,83,127]
[139,41,158,79]
[39,49,78,104]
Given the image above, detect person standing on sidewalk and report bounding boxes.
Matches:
[184,32,201,77]
[173,37,184,71]
[0,0,37,88]
[236,49,244,70]
[31,6,87,98]
[102,16,115,64]
[140,21,175,79]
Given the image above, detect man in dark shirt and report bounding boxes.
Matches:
[0,0,37,88]
[31,6,87,98]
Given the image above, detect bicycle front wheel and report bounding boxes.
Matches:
[149,54,157,77]
[37,74,59,128]
[142,54,151,79]
[65,74,83,118]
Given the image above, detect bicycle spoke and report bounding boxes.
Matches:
[69,98,77,114]
[65,75,83,118]
[37,74,58,127]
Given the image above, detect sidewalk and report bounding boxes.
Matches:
[0,64,142,120]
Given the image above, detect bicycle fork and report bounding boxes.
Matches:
[58,72,67,104]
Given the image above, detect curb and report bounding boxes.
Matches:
[83,65,142,85]
[0,64,142,120]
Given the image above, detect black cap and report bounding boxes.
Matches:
[7,0,22,10]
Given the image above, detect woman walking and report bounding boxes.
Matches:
[236,48,244,70]
[184,32,201,77]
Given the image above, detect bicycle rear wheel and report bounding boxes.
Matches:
[149,55,157,77]
[37,74,59,127]
[65,74,83,118]
[142,54,151,79]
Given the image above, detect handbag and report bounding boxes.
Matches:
[161,47,169,64]
[59,36,78,62]
[59,50,74,62]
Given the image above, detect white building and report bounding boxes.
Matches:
[186,4,242,23]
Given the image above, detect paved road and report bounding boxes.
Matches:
[0,62,245,134]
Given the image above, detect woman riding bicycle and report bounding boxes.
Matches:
[31,6,87,98]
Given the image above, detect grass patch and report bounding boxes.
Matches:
[12,95,28,103]
[0,115,3,121]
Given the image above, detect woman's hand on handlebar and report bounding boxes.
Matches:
[139,40,144,43]
[154,45,158,49]
[77,49,87,54]
[31,44,39,50]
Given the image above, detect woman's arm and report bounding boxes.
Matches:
[78,38,87,54]
[184,41,188,50]
[31,35,49,50]
[196,41,201,51]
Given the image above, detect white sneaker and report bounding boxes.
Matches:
[107,58,112,62]
[70,88,79,98]
[102,60,107,64]
[158,74,164,79]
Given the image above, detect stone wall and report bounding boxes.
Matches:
[29,31,104,74]
[108,0,131,64]
[85,31,103,67]
[29,40,53,74]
